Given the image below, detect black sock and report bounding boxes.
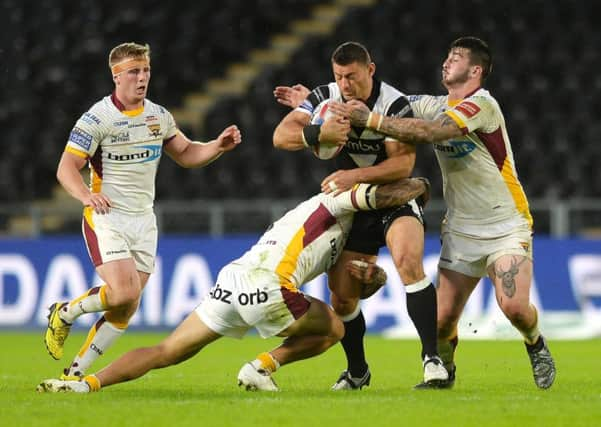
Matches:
[340,310,368,377]
[406,283,438,359]
[525,335,544,353]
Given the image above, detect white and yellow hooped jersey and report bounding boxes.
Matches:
[233,189,368,291]
[409,88,532,236]
[65,94,178,214]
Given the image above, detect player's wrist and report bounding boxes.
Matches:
[302,124,321,148]
[366,112,383,130]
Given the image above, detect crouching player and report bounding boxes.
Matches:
[37,177,435,393]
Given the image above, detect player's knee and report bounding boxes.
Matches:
[391,253,424,284]
[106,282,142,308]
[331,298,359,317]
[501,301,530,326]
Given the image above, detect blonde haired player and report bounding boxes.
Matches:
[330,36,556,389]
[43,42,241,381]
[38,178,430,393]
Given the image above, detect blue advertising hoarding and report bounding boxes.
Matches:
[1,236,600,338]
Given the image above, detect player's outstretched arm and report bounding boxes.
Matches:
[329,100,463,144]
[164,125,241,168]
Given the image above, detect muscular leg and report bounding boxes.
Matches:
[487,255,555,389]
[268,296,344,366]
[64,259,148,377]
[487,255,538,343]
[93,312,221,388]
[329,250,377,378]
[386,216,437,358]
[437,268,480,374]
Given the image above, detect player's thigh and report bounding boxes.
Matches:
[279,295,343,338]
[385,216,425,281]
[96,258,141,296]
[487,254,533,314]
[328,250,377,300]
[159,312,222,364]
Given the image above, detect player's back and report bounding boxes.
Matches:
[234,193,355,289]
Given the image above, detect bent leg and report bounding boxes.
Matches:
[329,250,376,378]
[94,312,221,389]
[268,296,344,366]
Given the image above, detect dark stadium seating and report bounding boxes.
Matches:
[2,0,599,206]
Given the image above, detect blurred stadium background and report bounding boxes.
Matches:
[1,0,600,337]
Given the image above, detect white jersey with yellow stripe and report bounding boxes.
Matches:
[233,188,371,291]
[409,89,532,237]
[65,95,178,214]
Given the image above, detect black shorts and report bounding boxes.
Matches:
[343,201,425,255]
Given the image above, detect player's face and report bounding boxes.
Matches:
[114,57,151,106]
[441,48,474,88]
[332,61,375,101]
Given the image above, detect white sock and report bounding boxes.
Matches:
[61,285,107,324]
[65,315,125,376]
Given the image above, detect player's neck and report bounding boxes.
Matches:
[446,80,481,101]
[113,90,145,111]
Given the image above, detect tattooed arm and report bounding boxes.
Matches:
[329,99,463,144]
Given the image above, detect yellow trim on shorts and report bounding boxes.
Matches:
[83,206,94,229]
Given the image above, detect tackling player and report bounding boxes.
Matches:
[43,42,241,381]
[37,178,430,393]
[330,36,556,389]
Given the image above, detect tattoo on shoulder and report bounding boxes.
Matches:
[439,115,456,128]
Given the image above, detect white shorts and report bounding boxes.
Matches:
[195,263,311,339]
[82,207,158,274]
[438,225,533,278]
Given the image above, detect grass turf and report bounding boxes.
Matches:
[1,332,599,427]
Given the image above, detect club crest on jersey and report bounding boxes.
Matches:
[455,101,481,118]
[147,123,161,137]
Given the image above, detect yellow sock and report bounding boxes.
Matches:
[255,352,280,373]
[83,375,101,392]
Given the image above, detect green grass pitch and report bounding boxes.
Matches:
[1,332,599,427]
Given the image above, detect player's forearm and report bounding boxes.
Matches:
[352,157,414,184]
[374,177,429,209]
[56,165,92,204]
[272,123,306,151]
[374,115,462,144]
[175,140,224,168]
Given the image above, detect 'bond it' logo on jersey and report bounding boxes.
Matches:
[106,144,161,163]
[435,140,476,158]
[455,101,481,118]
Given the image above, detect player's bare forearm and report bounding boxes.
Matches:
[377,115,463,144]
[273,112,309,151]
[375,177,430,208]
[56,152,92,203]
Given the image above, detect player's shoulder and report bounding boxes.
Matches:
[377,81,412,116]
[464,88,501,113]
[144,98,171,116]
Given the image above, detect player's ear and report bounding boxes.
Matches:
[368,62,376,77]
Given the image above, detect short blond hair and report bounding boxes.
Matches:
[108,42,151,69]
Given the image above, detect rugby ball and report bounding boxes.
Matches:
[309,100,344,160]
